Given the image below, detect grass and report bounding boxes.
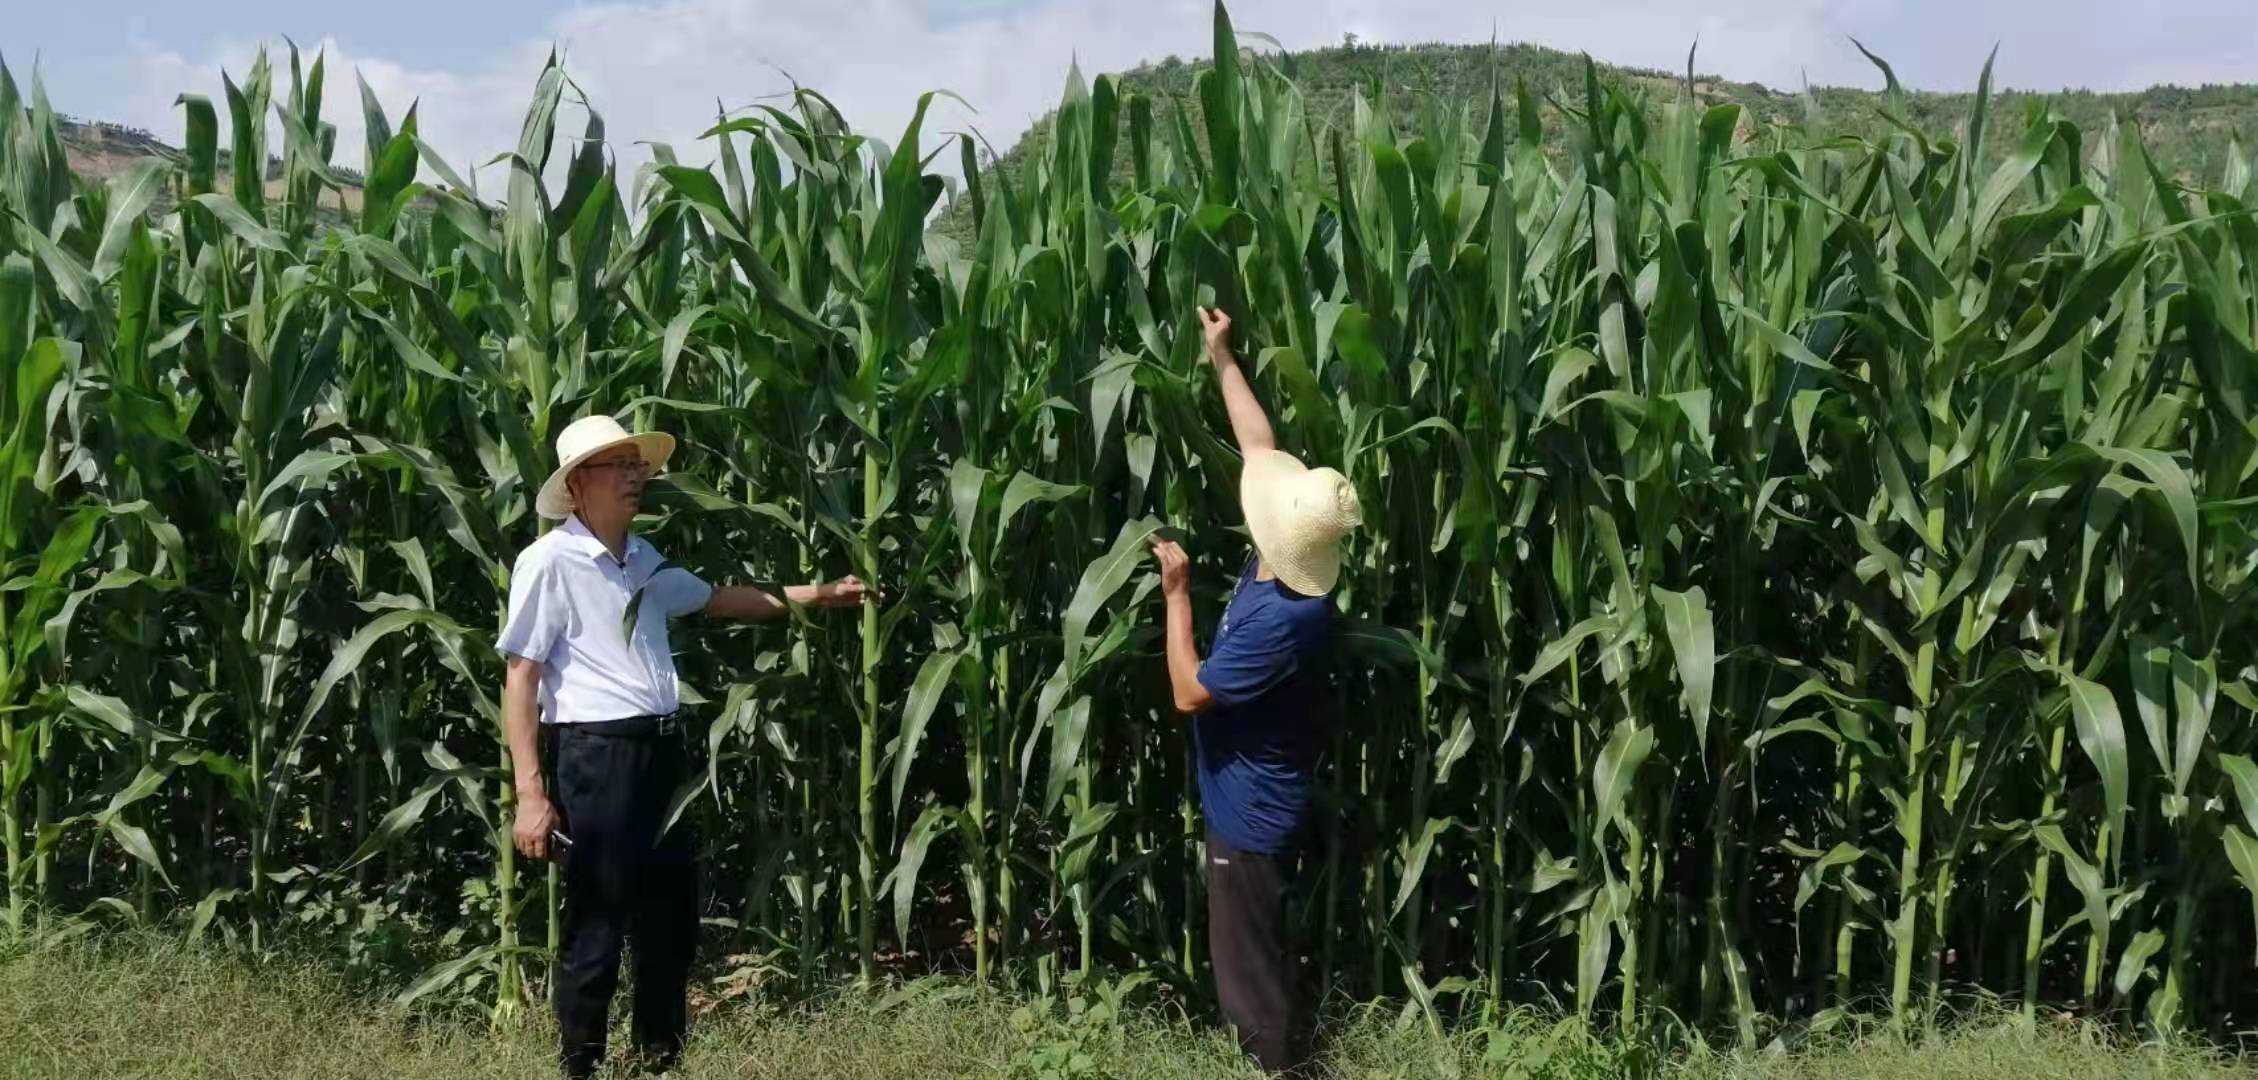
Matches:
[0,931,1249,1080]
[1,933,2249,1079]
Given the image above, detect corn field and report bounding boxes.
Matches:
[4,4,2258,1043]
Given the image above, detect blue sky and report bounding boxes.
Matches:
[14,1,2258,188]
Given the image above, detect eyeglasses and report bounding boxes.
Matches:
[577,457,653,477]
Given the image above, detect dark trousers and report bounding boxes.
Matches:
[552,722,698,1078]
[1207,832,1300,1073]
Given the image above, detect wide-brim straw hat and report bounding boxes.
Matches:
[535,414,677,520]
[1241,448,1362,596]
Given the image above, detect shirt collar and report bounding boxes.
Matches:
[560,513,645,563]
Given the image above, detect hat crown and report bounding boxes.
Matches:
[556,415,637,465]
[1285,467,1361,537]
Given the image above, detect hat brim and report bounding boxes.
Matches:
[535,431,676,520]
[1240,449,1345,597]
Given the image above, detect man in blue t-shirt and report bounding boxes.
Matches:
[1148,306,1362,1074]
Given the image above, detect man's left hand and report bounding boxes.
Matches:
[816,576,875,608]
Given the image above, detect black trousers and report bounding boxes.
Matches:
[552,722,698,1079]
[1206,832,1301,1074]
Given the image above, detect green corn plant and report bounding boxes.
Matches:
[7,0,2258,1044]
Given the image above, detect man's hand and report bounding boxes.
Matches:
[1150,537,1213,713]
[710,576,879,620]
[1197,306,1277,453]
[1149,538,1191,599]
[513,788,559,861]
[1198,306,1234,366]
[812,575,874,608]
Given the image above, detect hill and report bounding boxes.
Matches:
[58,114,369,217]
[933,38,2258,240]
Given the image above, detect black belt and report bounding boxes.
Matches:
[560,711,685,738]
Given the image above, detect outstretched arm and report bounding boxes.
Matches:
[1199,307,1276,457]
[705,577,872,621]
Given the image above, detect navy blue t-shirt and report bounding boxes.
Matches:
[1193,553,1335,855]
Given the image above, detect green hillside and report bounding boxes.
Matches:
[936,37,2258,241]
[58,115,371,224]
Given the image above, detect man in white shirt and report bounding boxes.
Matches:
[498,415,869,1078]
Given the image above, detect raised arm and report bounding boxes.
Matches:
[704,577,872,621]
[1199,307,1276,456]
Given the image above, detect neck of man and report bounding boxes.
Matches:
[1254,558,1276,582]
[577,509,633,561]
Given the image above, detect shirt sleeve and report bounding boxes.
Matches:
[647,565,716,619]
[1197,605,1302,709]
[498,549,565,663]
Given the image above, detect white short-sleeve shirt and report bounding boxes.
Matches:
[498,515,714,724]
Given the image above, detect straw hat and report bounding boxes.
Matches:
[1241,448,1362,596]
[535,415,677,520]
